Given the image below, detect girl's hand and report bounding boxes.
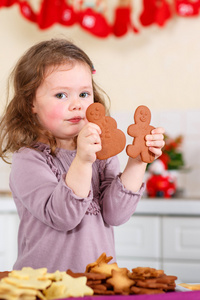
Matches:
[145,127,165,159]
[76,122,102,164]
[66,122,101,198]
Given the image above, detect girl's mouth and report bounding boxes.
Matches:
[68,117,83,123]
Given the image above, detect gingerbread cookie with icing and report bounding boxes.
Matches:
[86,103,126,160]
[126,105,155,163]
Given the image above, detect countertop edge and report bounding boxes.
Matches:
[1,197,200,215]
[135,198,200,215]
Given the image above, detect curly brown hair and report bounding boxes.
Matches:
[0,38,110,163]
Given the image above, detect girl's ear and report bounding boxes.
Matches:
[31,101,36,113]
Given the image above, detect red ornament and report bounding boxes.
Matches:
[78,7,111,38]
[58,0,77,26]
[155,0,171,27]
[175,0,200,16]
[0,0,18,7]
[112,5,139,37]
[146,174,176,198]
[37,0,61,29]
[140,0,156,26]
[159,152,170,169]
[18,1,37,23]
[140,0,171,27]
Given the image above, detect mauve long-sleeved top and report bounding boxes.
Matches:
[9,143,145,272]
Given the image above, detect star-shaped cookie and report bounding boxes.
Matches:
[107,269,135,292]
[44,274,93,299]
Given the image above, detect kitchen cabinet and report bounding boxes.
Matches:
[0,213,19,271]
[162,216,200,283]
[1,196,200,283]
[114,216,162,270]
[115,214,200,283]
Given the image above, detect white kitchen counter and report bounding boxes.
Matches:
[136,197,200,216]
[0,196,16,213]
[1,196,200,215]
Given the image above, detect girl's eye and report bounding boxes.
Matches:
[55,93,66,99]
[79,92,89,98]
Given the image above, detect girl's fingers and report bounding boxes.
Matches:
[88,133,101,145]
[145,127,165,159]
[151,127,165,135]
[86,122,101,135]
[146,133,164,142]
[81,123,101,139]
[149,147,162,157]
[145,127,165,151]
[146,140,165,148]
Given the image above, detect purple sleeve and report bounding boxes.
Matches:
[99,156,145,226]
[10,149,93,232]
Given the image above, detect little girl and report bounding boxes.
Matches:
[0,39,164,272]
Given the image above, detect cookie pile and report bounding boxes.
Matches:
[129,267,177,295]
[0,253,178,299]
[0,267,93,300]
[69,253,177,295]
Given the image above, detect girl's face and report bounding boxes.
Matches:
[32,62,94,148]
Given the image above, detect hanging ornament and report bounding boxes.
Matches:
[58,0,77,26]
[0,0,18,7]
[112,0,139,37]
[18,1,37,23]
[37,0,61,29]
[140,0,156,26]
[77,0,111,38]
[175,0,200,16]
[140,0,171,27]
[146,159,177,198]
[155,0,171,26]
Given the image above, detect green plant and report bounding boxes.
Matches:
[159,134,184,170]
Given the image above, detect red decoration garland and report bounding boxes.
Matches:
[0,0,199,38]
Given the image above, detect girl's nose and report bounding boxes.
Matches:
[69,98,81,111]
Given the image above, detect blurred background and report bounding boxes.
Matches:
[1,1,200,281]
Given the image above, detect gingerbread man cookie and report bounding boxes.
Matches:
[126,105,155,163]
[86,103,126,160]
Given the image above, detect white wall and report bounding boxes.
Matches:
[0,4,200,113]
[0,3,200,196]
